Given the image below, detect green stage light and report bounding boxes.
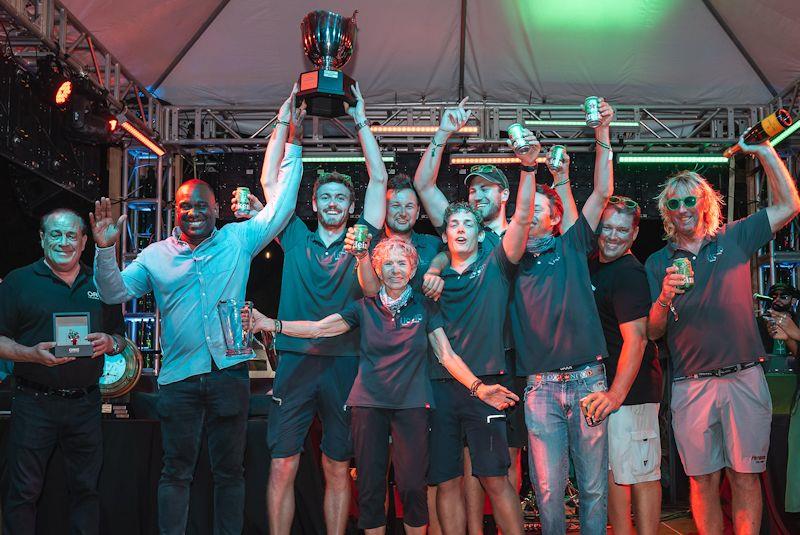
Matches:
[771,119,800,147]
[617,155,730,164]
[525,120,640,128]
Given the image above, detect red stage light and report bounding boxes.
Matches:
[108,118,118,131]
[119,119,166,156]
[55,80,72,105]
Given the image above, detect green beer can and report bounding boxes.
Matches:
[235,187,250,215]
[672,257,694,290]
[507,123,532,154]
[584,96,601,128]
[353,224,369,253]
[549,145,566,170]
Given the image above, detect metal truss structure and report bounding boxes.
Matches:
[0,0,160,133]
[161,102,765,154]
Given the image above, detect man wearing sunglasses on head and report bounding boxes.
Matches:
[588,196,663,535]
[645,138,800,534]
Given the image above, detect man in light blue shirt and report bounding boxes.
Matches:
[91,88,305,535]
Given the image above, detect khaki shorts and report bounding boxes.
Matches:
[608,403,661,485]
[671,365,772,476]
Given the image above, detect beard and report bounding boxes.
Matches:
[318,209,348,229]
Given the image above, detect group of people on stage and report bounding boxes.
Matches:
[0,80,798,535]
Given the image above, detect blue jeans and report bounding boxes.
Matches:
[156,363,250,535]
[524,365,608,535]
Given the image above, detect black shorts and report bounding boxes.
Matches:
[428,376,510,484]
[267,351,358,461]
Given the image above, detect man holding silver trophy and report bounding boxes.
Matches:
[92,87,305,534]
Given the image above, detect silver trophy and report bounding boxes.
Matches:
[297,10,358,118]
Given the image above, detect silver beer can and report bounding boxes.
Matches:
[507,123,531,154]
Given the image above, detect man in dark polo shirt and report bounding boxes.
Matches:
[510,98,614,535]
[355,173,442,295]
[263,83,387,535]
[588,197,663,535]
[646,137,800,534]
[0,208,124,534]
[427,134,537,535]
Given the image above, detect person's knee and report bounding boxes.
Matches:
[270,455,300,488]
[437,476,463,495]
[321,455,351,490]
[726,470,760,493]
[690,472,720,493]
[479,475,510,496]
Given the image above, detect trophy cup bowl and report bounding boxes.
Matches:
[297,10,358,118]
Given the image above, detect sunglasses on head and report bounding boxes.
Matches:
[666,195,698,211]
[470,164,499,173]
[609,196,639,209]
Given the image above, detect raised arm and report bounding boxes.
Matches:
[344,227,381,297]
[582,99,615,231]
[738,138,800,233]
[260,85,299,204]
[503,128,540,263]
[90,197,153,304]
[413,98,471,228]
[547,150,579,232]
[252,309,351,339]
[347,83,387,229]
[428,328,518,410]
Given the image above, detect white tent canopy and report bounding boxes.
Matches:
[61,0,800,108]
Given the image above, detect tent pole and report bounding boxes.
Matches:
[458,0,467,100]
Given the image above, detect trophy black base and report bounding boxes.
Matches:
[297,69,356,118]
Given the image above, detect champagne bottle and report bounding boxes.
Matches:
[723,108,792,157]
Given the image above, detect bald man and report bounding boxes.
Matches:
[91,88,305,535]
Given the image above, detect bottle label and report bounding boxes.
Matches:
[762,113,785,137]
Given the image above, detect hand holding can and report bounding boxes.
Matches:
[507,123,532,155]
[672,257,695,291]
[584,96,602,128]
[234,187,251,217]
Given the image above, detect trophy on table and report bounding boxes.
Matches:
[296,10,358,118]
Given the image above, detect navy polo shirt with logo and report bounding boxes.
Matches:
[510,214,608,375]
[644,210,773,377]
[371,230,443,291]
[339,291,443,408]
[0,259,125,388]
[430,243,515,379]
[275,215,379,356]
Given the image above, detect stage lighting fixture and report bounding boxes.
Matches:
[369,125,478,135]
[771,119,800,147]
[617,154,729,164]
[36,55,73,107]
[302,154,395,163]
[450,154,547,165]
[116,114,166,156]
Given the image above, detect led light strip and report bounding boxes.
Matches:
[771,119,800,147]
[119,121,166,157]
[525,120,640,128]
[302,155,396,163]
[369,125,478,134]
[617,155,729,164]
[450,156,547,165]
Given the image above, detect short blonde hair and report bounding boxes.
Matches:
[371,237,419,276]
[656,170,724,241]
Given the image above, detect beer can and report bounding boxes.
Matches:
[235,187,250,214]
[672,257,694,290]
[353,224,369,253]
[507,123,531,154]
[580,397,605,427]
[548,145,566,170]
[584,96,601,128]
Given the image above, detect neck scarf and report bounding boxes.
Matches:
[526,234,555,255]
[379,285,413,316]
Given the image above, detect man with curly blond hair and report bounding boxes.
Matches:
[645,138,800,535]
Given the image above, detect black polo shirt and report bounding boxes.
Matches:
[340,291,443,409]
[511,214,608,375]
[431,243,515,379]
[644,210,773,377]
[0,259,125,388]
[275,215,379,356]
[590,254,662,405]
[371,230,443,291]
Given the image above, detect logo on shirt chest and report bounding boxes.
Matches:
[468,265,484,280]
[398,313,423,327]
[707,246,724,262]
[87,291,100,300]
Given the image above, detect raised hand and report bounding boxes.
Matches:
[89,197,126,248]
[289,100,307,144]
[278,83,299,124]
[343,226,371,258]
[597,98,615,129]
[505,126,541,166]
[546,148,570,182]
[230,192,265,220]
[477,383,519,411]
[660,265,688,302]
[344,82,366,123]
[439,97,471,133]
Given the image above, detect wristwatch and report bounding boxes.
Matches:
[110,336,121,355]
[520,164,537,173]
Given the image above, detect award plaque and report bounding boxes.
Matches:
[297,10,358,118]
[53,312,92,357]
